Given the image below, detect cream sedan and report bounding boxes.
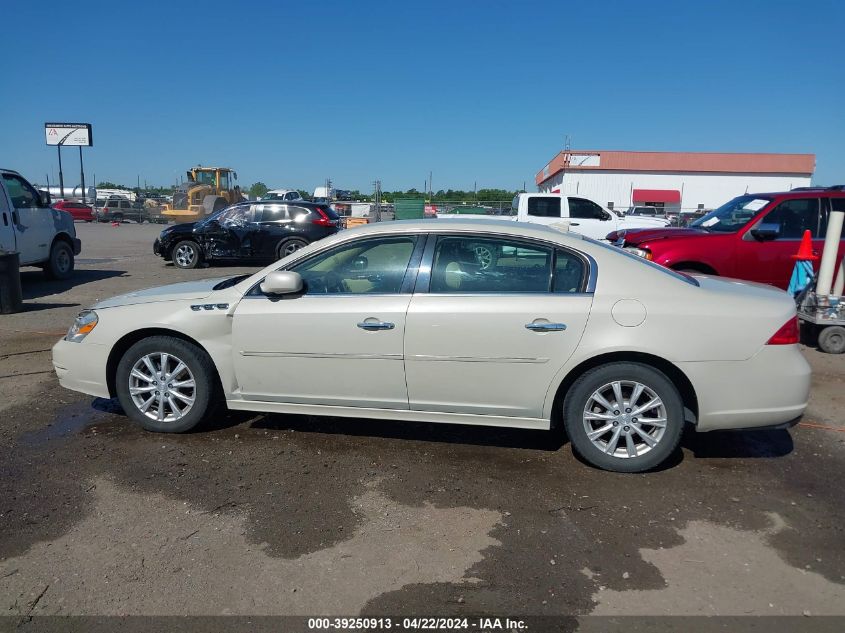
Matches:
[52,220,811,472]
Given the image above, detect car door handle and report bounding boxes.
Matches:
[525,322,567,332]
[569,222,579,226]
[357,321,395,331]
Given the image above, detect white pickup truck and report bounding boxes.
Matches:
[436,193,669,241]
[0,168,81,279]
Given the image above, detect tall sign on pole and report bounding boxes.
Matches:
[45,123,93,201]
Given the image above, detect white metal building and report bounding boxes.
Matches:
[536,150,815,214]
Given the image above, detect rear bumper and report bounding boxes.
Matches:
[678,345,811,432]
[52,339,111,399]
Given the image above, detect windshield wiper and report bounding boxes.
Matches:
[213,274,250,290]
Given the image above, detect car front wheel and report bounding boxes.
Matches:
[115,336,219,433]
[172,240,202,269]
[563,362,685,472]
[44,240,74,280]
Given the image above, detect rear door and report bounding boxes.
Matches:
[405,233,593,419]
[0,173,53,265]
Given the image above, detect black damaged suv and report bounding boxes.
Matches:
[153,200,341,269]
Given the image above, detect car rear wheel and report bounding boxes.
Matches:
[115,336,219,433]
[277,238,308,259]
[563,362,684,472]
[818,326,845,354]
[44,240,74,280]
[173,240,202,269]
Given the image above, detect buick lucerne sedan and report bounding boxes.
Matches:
[53,220,811,472]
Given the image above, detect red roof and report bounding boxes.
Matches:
[632,189,681,203]
[537,150,815,185]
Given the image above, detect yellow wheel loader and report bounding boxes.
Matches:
[161,166,245,223]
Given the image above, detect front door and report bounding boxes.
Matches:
[201,203,255,259]
[405,234,592,419]
[232,234,422,409]
[566,197,617,240]
[1,173,54,265]
[737,196,823,288]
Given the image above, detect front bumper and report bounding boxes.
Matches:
[52,338,111,399]
[678,345,811,432]
[71,237,82,255]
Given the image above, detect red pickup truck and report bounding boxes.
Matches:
[608,188,845,289]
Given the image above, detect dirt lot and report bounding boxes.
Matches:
[1,222,844,626]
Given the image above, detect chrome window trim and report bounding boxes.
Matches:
[244,228,598,297]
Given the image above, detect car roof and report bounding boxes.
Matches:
[341,218,587,244]
[743,188,845,198]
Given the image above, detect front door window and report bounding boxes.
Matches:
[290,236,418,294]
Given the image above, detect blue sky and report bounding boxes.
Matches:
[3,0,843,192]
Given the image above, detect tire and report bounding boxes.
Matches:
[113,213,124,222]
[563,362,685,473]
[472,243,498,270]
[43,240,74,280]
[818,326,845,354]
[276,237,308,259]
[115,336,218,433]
[172,240,202,269]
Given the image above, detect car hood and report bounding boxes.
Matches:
[93,277,229,309]
[612,227,709,244]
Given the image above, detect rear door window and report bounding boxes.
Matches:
[259,204,288,222]
[430,235,552,293]
[527,197,561,218]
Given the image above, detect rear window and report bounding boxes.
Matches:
[317,205,340,219]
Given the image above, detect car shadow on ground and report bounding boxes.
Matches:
[20,269,127,300]
[681,427,794,459]
[21,302,80,312]
[89,399,795,460]
[251,412,568,451]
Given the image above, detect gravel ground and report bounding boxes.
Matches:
[0,222,843,627]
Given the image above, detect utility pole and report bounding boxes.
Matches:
[57,145,65,199]
[372,180,382,222]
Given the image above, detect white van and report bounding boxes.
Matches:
[0,169,81,279]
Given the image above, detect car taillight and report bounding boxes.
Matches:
[312,208,335,226]
[766,316,799,345]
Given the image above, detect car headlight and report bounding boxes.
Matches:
[624,246,653,260]
[66,310,99,342]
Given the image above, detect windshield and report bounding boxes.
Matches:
[194,171,217,186]
[261,192,287,201]
[690,195,772,232]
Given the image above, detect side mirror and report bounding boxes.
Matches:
[260,271,303,296]
[39,191,52,207]
[350,255,368,271]
[751,223,781,241]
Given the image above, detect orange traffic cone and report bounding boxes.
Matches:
[792,230,818,261]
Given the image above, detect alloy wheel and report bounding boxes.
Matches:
[174,244,196,267]
[128,352,196,423]
[582,380,667,458]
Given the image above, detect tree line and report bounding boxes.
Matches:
[94,181,524,203]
